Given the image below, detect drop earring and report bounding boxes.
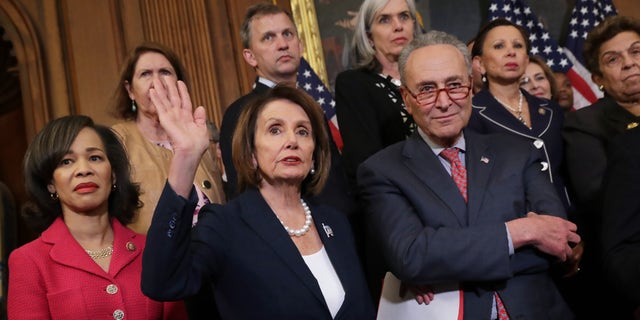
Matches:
[481,74,487,83]
[598,85,604,92]
[310,165,316,175]
[131,100,137,112]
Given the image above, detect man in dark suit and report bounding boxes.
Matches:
[357,31,580,319]
[219,3,354,218]
[220,3,303,200]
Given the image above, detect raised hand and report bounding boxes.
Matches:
[149,78,209,197]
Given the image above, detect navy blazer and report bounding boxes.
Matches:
[142,184,374,319]
[357,130,573,319]
[469,89,569,210]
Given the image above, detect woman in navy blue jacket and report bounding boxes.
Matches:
[141,82,374,319]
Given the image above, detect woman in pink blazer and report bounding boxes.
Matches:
[7,115,187,320]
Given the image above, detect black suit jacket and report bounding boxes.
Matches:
[219,79,356,217]
[220,80,271,199]
[602,127,640,312]
[142,184,375,319]
[358,130,573,319]
[335,68,413,188]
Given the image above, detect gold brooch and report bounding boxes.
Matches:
[627,122,639,130]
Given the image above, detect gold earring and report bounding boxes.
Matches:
[598,85,604,91]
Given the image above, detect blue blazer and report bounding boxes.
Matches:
[469,89,569,210]
[142,184,374,320]
[357,130,573,319]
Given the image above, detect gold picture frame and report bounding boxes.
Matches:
[289,0,330,87]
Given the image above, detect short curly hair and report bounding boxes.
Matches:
[583,15,640,77]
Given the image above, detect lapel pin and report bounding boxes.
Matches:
[322,223,334,238]
[126,242,136,251]
[538,108,546,115]
[627,122,638,130]
[480,156,489,164]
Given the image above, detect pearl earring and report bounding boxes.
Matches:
[131,100,137,112]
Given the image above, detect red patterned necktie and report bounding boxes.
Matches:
[440,148,509,319]
[495,292,509,320]
[440,148,467,202]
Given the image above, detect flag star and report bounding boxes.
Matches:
[526,21,534,29]
[330,100,335,107]
[489,3,498,12]
[304,83,312,91]
[316,85,324,93]
[515,19,523,26]
[582,31,589,39]
[502,4,511,12]
[514,8,521,15]
[303,70,311,78]
[570,17,578,26]
[604,5,612,13]
[543,46,552,54]
[547,59,555,67]
[541,32,550,41]
[524,7,531,15]
[580,7,588,15]
[531,46,539,55]
[570,30,578,38]
[529,33,537,42]
[559,59,569,68]
[581,19,590,28]
[317,97,325,105]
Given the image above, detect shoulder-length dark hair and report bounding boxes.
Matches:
[232,85,331,196]
[23,115,140,233]
[583,15,640,77]
[111,42,189,121]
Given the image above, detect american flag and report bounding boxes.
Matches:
[297,57,343,150]
[486,0,612,109]
[563,0,617,108]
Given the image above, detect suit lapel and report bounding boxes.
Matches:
[464,130,494,225]
[238,189,327,306]
[44,218,115,279]
[402,134,468,226]
[473,89,553,140]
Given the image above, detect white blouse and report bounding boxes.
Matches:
[302,246,345,318]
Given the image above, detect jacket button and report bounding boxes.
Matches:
[113,309,124,320]
[106,284,118,295]
[533,139,544,149]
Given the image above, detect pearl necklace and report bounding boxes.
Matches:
[494,91,526,126]
[280,199,313,237]
[85,242,113,260]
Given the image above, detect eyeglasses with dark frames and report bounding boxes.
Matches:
[404,82,472,107]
